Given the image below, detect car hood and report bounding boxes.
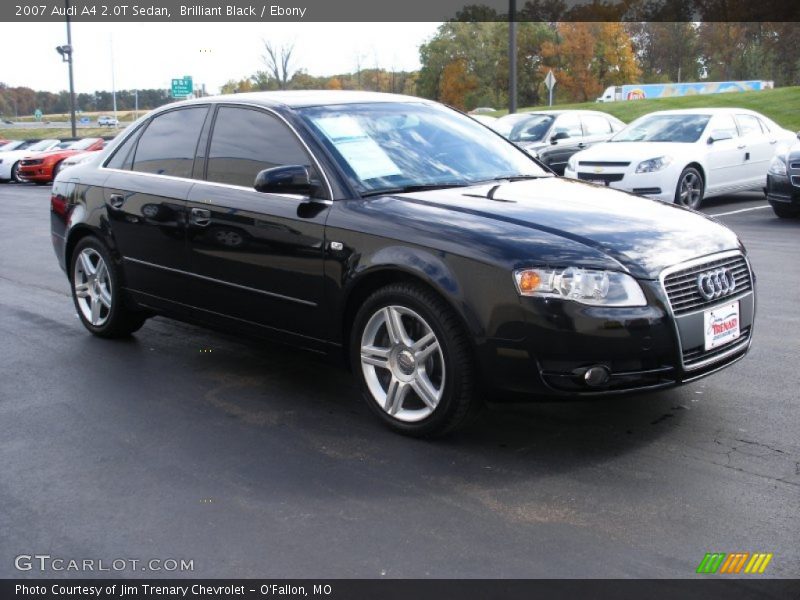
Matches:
[0,149,46,161]
[383,177,741,280]
[574,141,696,163]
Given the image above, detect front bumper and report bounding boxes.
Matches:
[17,164,54,183]
[483,252,755,399]
[766,172,800,208]
[564,165,677,203]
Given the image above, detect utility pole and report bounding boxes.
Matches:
[508,0,517,114]
[65,0,77,138]
[110,35,118,127]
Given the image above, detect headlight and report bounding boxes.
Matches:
[513,267,647,307]
[566,155,577,172]
[768,156,787,176]
[635,156,672,173]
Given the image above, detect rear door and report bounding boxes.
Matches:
[580,113,616,149]
[735,113,773,185]
[185,105,331,344]
[102,105,210,305]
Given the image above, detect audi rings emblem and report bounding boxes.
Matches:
[696,267,736,301]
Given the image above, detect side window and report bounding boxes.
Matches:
[582,114,612,136]
[711,115,739,138]
[132,107,208,178]
[553,113,583,139]
[105,125,143,170]
[736,114,763,136]
[206,106,316,190]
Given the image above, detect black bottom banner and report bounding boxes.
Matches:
[3,579,800,600]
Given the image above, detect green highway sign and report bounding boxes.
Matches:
[171,76,193,98]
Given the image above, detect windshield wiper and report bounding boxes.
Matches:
[360,183,469,198]
[476,174,548,184]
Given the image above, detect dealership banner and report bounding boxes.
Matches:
[3,579,800,600]
[2,0,800,22]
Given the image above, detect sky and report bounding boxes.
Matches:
[0,22,441,94]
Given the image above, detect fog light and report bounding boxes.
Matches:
[583,366,611,387]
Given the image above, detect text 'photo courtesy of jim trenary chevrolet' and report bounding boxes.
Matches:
[1,2,800,598]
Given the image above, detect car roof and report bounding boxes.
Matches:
[167,90,433,110]
[497,109,619,119]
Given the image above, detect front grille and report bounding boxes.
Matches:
[632,187,662,194]
[577,173,624,183]
[663,254,752,316]
[682,326,751,369]
[578,161,631,167]
[792,175,800,187]
[789,162,800,169]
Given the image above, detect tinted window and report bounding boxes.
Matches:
[132,107,208,178]
[582,114,613,136]
[106,129,140,170]
[736,114,763,135]
[206,107,313,189]
[553,114,583,138]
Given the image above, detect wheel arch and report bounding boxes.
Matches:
[339,259,480,366]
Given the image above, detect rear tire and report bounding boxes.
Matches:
[350,282,480,437]
[772,204,798,219]
[674,167,704,210]
[70,237,147,338]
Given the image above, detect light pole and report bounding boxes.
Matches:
[508,0,517,114]
[56,0,77,138]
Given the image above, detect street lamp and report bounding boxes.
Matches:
[56,0,77,138]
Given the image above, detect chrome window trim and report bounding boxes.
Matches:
[100,101,334,201]
[123,257,317,307]
[658,250,755,372]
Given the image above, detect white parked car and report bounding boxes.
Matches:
[0,139,61,182]
[97,115,119,127]
[470,114,497,126]
[564,108,796,209]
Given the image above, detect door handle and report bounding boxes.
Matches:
[769,139,777,145]
[736,144,746,150]
[190,207,211,227]
[108,194,124,209]
[577,142,586,148]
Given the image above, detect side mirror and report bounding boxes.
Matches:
[707,130,733,144]
[550,131,569,144]
[254,165,318,196]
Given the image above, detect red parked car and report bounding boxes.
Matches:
[17,137,104,184]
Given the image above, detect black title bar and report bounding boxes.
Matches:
[3,0,800,22]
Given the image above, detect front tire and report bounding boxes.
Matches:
[10,161,22,183]
[772,204,798,219]
[70,237,147,338]
[350,282,479,437]
[674,167,704,210]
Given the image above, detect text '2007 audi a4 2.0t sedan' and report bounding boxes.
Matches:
[50,92,755,436]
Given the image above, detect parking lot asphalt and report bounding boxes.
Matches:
[1,184,798,579]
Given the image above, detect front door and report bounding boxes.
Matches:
[185,105,330,345]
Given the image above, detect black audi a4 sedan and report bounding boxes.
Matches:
[50,91,755,436]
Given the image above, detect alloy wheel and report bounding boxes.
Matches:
[73,248,112,327]
[359,305,445,422]
[677,171,702,208]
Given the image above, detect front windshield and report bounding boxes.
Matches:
[27,140,58,151]
[611,114,711,143]
[299,102,547,195]
[0,141,23,151]
[508,114,555,143]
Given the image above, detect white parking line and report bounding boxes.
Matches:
[707,205,771,217]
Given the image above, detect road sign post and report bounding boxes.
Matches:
[545,70,557,107]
